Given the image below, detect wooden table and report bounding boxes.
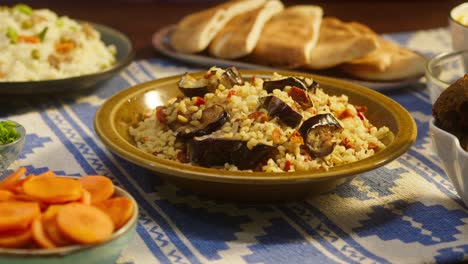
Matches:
[5,0,464,59]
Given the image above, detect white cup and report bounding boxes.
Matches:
[450,2,468,50]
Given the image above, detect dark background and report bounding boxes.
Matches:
[3,0,464,58]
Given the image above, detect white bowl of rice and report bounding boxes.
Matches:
[95,67,417,201]
[0,4,133,93]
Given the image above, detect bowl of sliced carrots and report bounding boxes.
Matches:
[0,167,138,264]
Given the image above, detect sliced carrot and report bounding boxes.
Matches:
[0,190,13,201]
[10,193,36,202]
[31,217,56,249]
[23,177,82,203]
[0,167,26,190]
[11,194,49,212]
[94,197,134,230]
[0,228,33,248]
[36,170,56,178]
[78,176,114,204]
[57,203,114,244]
[43,216,72,247]
[18,35,40,44]
[41,206,72,247]
[5,174,34,194]
[55,41,75,53]
[78,189,91,205]
[0,201,40,232]
[43,205,65,219]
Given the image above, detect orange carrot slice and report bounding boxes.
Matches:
[0,201,40,232]
[0,190,13,201]
[18,35,40,44]
[31,217,56,249]
[0,228,33,248]
[42,206,72,247]
[94,197,134,230]
[55,41,75,53]
[23,177,82,203]
[5,174,34,194]
[0,167,26,190]
[78,189,91,205]
[43,217,71,247]
[36,170,56,178]
[57,203,114,244]
[43,205,64,219]
[10,193,36,202]
[78,176,114,204]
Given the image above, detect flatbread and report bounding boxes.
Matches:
[170,0,266,54]
[340,22,426,81]
[208,0,284,59]
[248,5,323,68]
[305,17,378,70]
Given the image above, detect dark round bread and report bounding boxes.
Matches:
[432,74,468,135]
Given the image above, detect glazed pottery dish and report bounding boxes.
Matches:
[94,69,417,201]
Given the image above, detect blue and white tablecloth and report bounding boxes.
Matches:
[1,28,467,264]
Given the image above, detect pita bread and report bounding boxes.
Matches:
[208,0,284,59]
[305,17,378,70]
[248,5,323,68]
[340,22,426,81]
[170,0,266,54]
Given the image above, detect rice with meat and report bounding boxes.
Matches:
[129,67,391,172]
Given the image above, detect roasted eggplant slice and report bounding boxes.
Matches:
[309,80,320,91]
[178,72,217,97]
[170,104,229,139]
[187,136,276,170]
[262,77,309,93]
[298,113,343,157]
[261,96,302,127]
[220,66,244,89]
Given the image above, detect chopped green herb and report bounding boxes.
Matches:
[6,27,18,44]
[37,26,48,42]
[0,121,20,145]
[21,19,33,29]
[55,18,63,27]
[14,4,32,15]
[31,49,40,60]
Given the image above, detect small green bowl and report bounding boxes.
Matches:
[0,120,26,172]
[0,184,138,264]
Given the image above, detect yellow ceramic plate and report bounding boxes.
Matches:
[94,70,417,201]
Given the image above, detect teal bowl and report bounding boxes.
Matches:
[0,120,26,171]
[0,185,138,264]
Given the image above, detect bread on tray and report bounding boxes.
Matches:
[170,0,266,53]
[247,5,323,68]
[208,0,284,59]
[305,17,378,70]
[168,1,425,81]
[340,22,426,81]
